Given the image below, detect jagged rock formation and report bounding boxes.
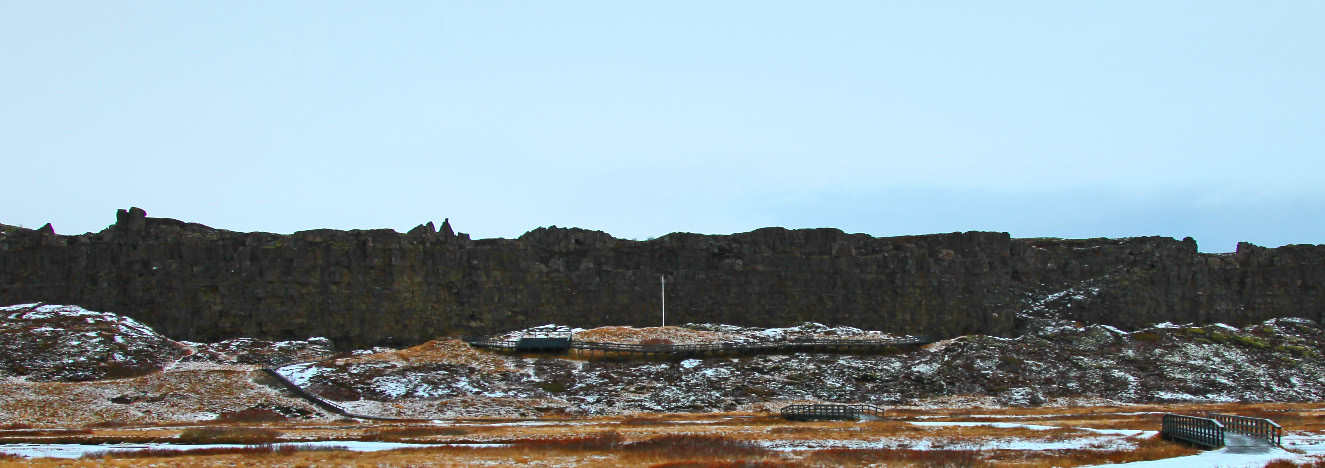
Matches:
[1,208,1322,348]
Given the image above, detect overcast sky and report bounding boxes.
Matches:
[3,2,1322,253]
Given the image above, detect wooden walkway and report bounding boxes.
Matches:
[466,336,934,358]
[260,368,419,421]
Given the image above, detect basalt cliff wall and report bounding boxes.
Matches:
[1,208,1321,348]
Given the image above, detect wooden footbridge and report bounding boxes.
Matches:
[780,404,887,421]
[1161,413,1283,449]
[465,334,935,359]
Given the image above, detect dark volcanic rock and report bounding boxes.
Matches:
[1,209,1323,348]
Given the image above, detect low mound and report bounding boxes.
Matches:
[0,303,186,381]
[573,326,739,345]
[335,339,511,371]
[180,337,335,367]
[502,322,912,345]
[0,368,329,426]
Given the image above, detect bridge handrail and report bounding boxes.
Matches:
[780,403,887,419]
[1162,414,1225,449]
[1207,413,1283,447]
[465,339,521,349]
[261,368,408,421]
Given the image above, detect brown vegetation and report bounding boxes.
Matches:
[81,444,345,459]
[216,407,289,423]
[621,416,675,426]
[360,426,472,441]
[0,403,1316,467]
[83,420,129,428]
[1267,460,1325,468]
[649,462,801,468]
[575,326,736,345]
[797,434,1198,468]
[624,434,769,458]
[343,339,514,372]
[177,427,281,445]
[804,448,988,467]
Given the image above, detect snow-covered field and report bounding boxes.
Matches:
[1096,446,1304,468]
[0,441,474,459]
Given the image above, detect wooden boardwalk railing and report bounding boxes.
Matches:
[781,404,887,421]
[1208,413,1283,447]
[260,368,414,421]
[1161,414,1225,449]
[465,336,934,358]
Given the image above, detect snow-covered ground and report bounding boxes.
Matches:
[0,441,503,459]
[760,421,1325,467]
[1091,446,1303,467]
[764,421,1154,452]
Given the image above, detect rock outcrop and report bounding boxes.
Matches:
[1,208,1322,348]
[278,318,1325,417]
[0,303,186,381]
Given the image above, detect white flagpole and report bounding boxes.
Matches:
[660,275,666,327]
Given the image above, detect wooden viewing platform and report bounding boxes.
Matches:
[513,325,574,352]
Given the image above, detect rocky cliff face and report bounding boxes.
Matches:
[1,208,1322,348]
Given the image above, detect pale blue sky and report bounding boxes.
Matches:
[3,2,1322,252]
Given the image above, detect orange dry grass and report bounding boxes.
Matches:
[0,433,791,468]
[898,401,1325,418]
[892,401,1325,431]
[0,369,318,427]
[575,326,738,345]
[176,427,281,444]
[981,434,1199,467]
[335,339,514,372]
[752,420,1097,446]
[649,462,802,468]
[359,426,473,441]
[803,448,989,468]
[1,404,1314,467]
[800,434,1197,468]
[81,443,344,459]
